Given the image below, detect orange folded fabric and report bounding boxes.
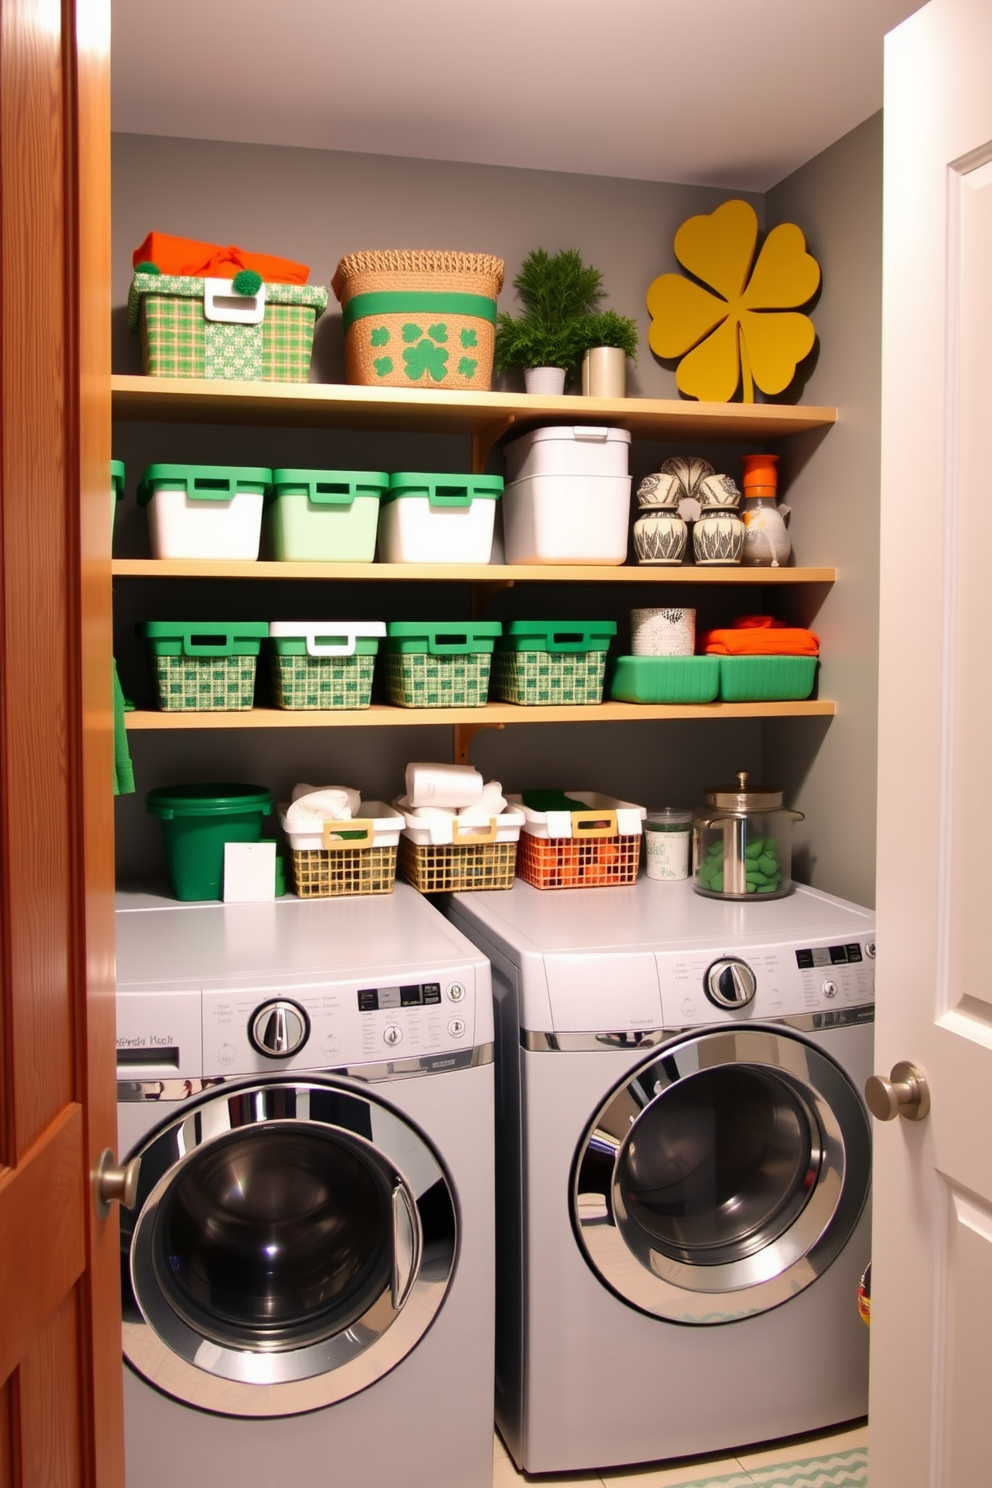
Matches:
[132,232,309,285]
[702,615,819,657]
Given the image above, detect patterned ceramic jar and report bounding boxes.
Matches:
[697,473,742,509]
[635,471,682,509]
[692,508,744,565]
[633,507,689,565]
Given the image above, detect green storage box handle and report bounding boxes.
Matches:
[269,470,389,508]
[386,473,503,508]
[137,466,272,505]
[141,622,269,657]
[428,628,491,655]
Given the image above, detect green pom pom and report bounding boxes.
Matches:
[232,269,262,296]
[134,261,161,275]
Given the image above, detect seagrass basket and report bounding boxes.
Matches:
[331,250,504,392]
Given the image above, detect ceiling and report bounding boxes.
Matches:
[110,0,924,191]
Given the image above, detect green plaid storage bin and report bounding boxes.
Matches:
[140,622,268,712]
[272,653,376,710]
[268,622,384,710]
[383,621,501,708]
[128,272,328,382]
[383,651,492,708]
[492,620,615,705]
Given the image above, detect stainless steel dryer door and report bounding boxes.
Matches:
[120,1078,456,1416]
[572,1027,870,1323]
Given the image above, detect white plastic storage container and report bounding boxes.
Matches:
[376,472,503,564]
[504,425,631,481]
[502,472,632,565]
[138,464,270,560]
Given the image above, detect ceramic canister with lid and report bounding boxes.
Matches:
[691,770,803,900]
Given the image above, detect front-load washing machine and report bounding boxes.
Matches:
[114,883,494,1488]
[447,878,874,1475]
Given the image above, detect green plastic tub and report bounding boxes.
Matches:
[266,469,389,562]
[717,655,818,701]
[140,621,269,711]
[493,620,616,706]
[383,621,502,707]
[268,621,386,709]
[609,655,720,705]
[145,783,273,901]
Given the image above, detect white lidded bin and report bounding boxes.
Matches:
[377,472,503,564]
[504,425,631,481]
[502,472,632,565]
[138,464,270,560]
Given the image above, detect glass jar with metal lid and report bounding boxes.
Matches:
[692,770,804,900]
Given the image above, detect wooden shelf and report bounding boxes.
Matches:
[125,701,835,730]
[112,559,836,584]
[111,375,836,443]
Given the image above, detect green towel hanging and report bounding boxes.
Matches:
[113,658,135,796]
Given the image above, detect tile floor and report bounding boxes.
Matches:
[491,1418,868,1486]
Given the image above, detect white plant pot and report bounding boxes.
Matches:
[523,366,567,395]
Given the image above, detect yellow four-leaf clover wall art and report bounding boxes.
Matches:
[646,199,821,403]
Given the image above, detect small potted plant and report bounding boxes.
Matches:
[494,248,638,395]
[579,309,640,397]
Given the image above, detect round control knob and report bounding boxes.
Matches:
[704,957,758,1009]
[249,999,309,1059]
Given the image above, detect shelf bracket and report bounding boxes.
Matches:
[471,578,514,618]
[471,415,518,473]
[453,721,505,766]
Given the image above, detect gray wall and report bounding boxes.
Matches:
[111,130,881,903]
[765,113,882,908]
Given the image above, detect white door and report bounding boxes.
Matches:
[874,0,992,1481]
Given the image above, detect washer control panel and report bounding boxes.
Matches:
[117,967,480,1080]
[657,934,875,1027]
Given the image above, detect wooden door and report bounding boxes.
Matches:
[0,0,122,1483]
[873,0,992,1480]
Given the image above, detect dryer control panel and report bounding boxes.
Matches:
[656,934,875,1028]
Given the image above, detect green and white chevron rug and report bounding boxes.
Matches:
[679,1448,868,1487]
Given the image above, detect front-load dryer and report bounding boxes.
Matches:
[447,878,874,1475]
[115,883,494,1488]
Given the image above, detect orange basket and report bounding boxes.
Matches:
[517,829,640,889]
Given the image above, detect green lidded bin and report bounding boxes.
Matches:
[493,620,616,706]
[609,655,720,705]
[268,621,386,710]
[266,469,389,562]
[383,621,501,707]
[140,621,269,711]
[145,783,273,901]
[717,655,818,702]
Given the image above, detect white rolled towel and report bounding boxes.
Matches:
[405,762,484,809]
[285,785,362,830]
[459,779,507,824]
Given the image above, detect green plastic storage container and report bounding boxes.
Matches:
[609,655,720,705]
[382,621,502,707]
[268,621,386,709]
[140,621,269,711]
[266,469,389,562]
[717,655,818,701]
[493,620,616,706]
[145,783,273,901]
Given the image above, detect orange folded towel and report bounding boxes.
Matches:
[132,232,309,285]
[702,615,819,657]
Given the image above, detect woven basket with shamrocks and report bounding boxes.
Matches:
[331,251,504,391]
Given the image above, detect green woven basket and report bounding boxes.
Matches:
[141,622,268,712]
[492,620,615,706]
[383,621,501,708]
[272,652,376,710]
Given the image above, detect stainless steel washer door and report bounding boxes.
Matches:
[572,1027,870,1324]
[121,1078,456,1416]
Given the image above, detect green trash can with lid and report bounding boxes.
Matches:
[145,783,273,901]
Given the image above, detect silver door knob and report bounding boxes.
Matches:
[864,1061,930,1122]
[94,1148,141,1217]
